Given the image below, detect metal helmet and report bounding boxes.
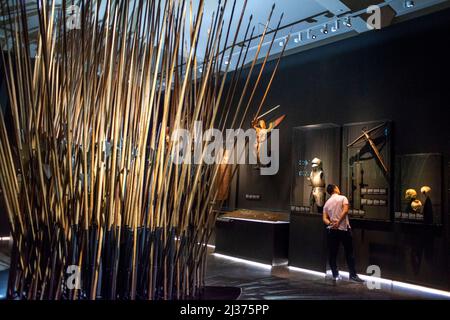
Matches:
[420,186,431,195]
[405,189,417,200]
[311,157,322,168]
[411,200,423,213]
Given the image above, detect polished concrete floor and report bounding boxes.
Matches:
[205,248,449,300]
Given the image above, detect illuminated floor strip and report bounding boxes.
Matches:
[290,267,450,298]
[391,281,450,298]
[215,254,450,298]
[0,237,11,242]
[217,217,289,224]
[288,266,327,277]
[212,253,273,270]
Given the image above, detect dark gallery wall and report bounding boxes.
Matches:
[231,8,450,290]
[235,7,450,214]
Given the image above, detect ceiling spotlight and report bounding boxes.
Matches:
[224,60,229,65]
[199,68,203,73]
[293,33,302,44]
[331,20,339,32]
[321,25,328,34]
[405,0,415,8]
[344,17,352,28]
[312,34,317,40]
[279,37,287,47]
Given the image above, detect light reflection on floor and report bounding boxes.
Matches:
[205,249,450,300]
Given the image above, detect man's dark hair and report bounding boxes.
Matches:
[327,184,337,196]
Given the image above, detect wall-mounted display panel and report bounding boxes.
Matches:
[291,124,341,214]
[342,120,392,221]
[395,153,443,225]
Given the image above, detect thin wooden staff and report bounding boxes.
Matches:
[181,4,276,233]
[191,28,292,281]
[238,12,284,128]
[0,0,289,300]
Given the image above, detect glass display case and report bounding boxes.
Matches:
[341,121,392,221]
[291,124,341,214]
[394,153,443,225]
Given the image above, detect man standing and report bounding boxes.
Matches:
[323,184,364,283]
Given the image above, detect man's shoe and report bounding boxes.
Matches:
[332,275,342,282]
[350,275,365,283]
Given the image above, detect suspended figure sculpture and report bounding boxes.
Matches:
[251,106,285,168]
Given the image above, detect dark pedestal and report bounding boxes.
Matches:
[215,217,289,266]
[288,213,327,272]
[289,213,450,291]
[348,219,449,291]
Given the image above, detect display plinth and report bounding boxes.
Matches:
[215,213,289,266]
[288,213,327,272]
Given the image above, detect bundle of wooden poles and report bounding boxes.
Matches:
[0,0,289,300]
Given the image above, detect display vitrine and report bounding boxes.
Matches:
[291,124,341,214]
[342,121,392,221]
[395,153,443,225]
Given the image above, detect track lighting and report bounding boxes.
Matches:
[293,33,302,43]
[331,20,339,32]
[405,0,415,8]
[344,17,352,27]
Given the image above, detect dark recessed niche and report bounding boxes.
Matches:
[291,124,341,215]
[342,120,392,221]
[395,153,443,225]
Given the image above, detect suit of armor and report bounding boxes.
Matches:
[308,158,326,213]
